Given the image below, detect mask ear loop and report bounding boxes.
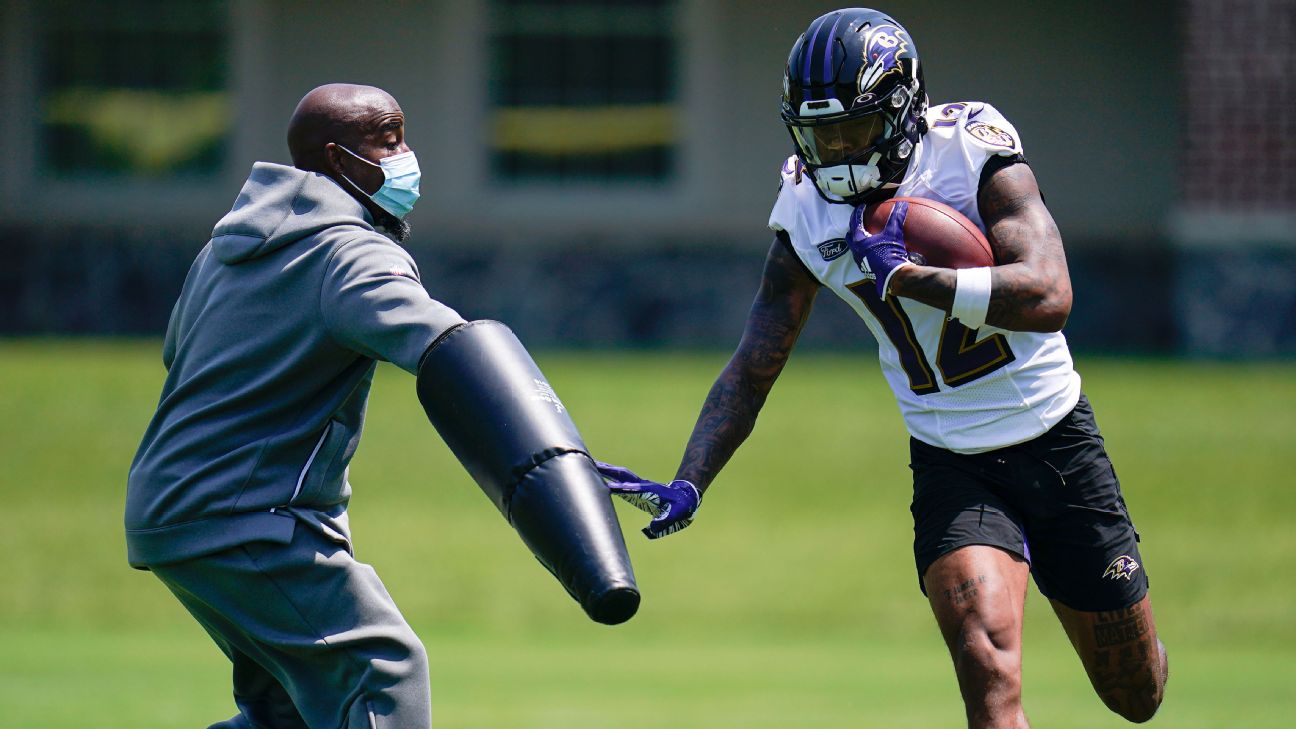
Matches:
[328,144,409,237]
[332,144,384,195]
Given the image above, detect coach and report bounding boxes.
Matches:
[125,83,636,729]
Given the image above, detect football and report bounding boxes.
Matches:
[861,196,995,269]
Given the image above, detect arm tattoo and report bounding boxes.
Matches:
[978,164,1072,331]
[891,266,956,311]
[676,236,818,492]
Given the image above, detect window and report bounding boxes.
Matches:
[39,0,230,178]
[490,0,678,183]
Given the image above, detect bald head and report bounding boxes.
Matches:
[287,83,402,172]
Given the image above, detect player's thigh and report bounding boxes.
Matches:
[1051,595,1167,716]
[1015,396,1150,613]
[923,545,1031,656]
[910,436,1030,596]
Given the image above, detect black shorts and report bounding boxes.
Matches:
[909,394,1149,612]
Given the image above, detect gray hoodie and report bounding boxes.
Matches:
[125,162,464,567]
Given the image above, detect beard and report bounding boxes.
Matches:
[333,172,413,243]
[374,209,412,243]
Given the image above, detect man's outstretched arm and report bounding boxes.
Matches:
[676,233,820,494]
[597,233,819,538]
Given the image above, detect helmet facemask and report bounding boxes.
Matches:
[784,82,921,204]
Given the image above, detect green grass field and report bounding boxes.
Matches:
[1,340,1294,728]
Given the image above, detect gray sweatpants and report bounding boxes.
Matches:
[151,525,431,729]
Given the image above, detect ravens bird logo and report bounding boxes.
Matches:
[1102,555,1140,580]
[856,23,910,98]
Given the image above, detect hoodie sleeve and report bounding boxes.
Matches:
[162,299,179,370]
[320,235,466,374]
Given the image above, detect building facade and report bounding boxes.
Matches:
[1,0,1290,353]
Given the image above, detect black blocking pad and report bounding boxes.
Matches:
[416,320,639,624]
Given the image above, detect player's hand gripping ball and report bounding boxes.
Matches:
[860,196,995,270]
[596,461,700,539]
[847,201,914,300]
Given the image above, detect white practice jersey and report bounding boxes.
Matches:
[769,101,1080,453]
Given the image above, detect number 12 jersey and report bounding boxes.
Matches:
[768,101,1080,454]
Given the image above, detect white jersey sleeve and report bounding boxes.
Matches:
[895,101,1025,230]
[765,102,1079,454]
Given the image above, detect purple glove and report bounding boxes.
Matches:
[847,200,913,299]
[595,461,700,540]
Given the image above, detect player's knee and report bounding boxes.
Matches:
[1100,642,1167,723]
[1105,691,1161,724]
[954,645,1021,693]
[951,620,1021,691]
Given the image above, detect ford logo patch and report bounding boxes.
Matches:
[817,238,849,261]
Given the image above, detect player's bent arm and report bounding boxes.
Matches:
[888,163,1073,333]
[674,233,819,494]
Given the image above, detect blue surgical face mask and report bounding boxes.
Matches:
[338,145,421,220]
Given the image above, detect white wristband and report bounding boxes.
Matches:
[952,267,993,330]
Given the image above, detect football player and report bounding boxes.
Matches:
[598,8,1168,727]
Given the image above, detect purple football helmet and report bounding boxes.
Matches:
[781,8,928,205]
